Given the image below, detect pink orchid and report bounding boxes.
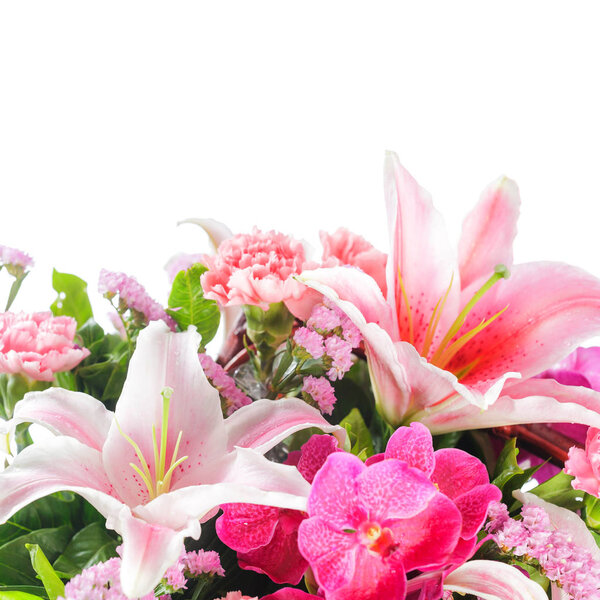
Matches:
[300,152,600,433]
[0,322,344,598]
[216,434,341,584]
[297,450,465,599]
[0,312,90,381]
[366,422,501,563]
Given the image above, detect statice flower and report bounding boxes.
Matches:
[61,557,159,600]
[487,500,600,599]
[293,328,325,360]
[181,549,225,577]
[0,244,34,274]
[214,593,257,600]
[323,336,353,381]
[302,376,337,415]
[98,269,172,327]
[198,353,252,416]
[0,312,90,381]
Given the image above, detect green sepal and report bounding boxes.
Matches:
[244,302,295,356]
[340,408,374,458]
[24,545,64,600]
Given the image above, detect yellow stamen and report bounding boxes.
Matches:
[435,305,509,370]
[430,264,509,367]
[397,268,414,346]
[420,273,454,358]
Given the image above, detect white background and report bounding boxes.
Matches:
[1,2,599,336]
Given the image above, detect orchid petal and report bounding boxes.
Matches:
[384,422,435,476]
[417,378,600,433]
[103,322,227,504]
[13,388,112,451]
[458,176,520,290]
[448,262,600,383]
[443,560,548,600]
[384,152,459,350]
[134,447,311,531]
[118,508,189,598]
[224,397,346,454]
[514,490,600,561]
[0,436,122,524]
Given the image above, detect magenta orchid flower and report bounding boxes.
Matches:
[300,152,600,433]
[0,322,344,598]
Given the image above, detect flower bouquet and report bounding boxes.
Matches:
[2,152,600,600]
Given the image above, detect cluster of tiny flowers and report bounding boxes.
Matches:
[486,502,600,599]
[302,375,337,415]
[295,300,362,414]
[181,549,225,577]
[213,593,257,600]
[60,557,160,600]
[0,244,34,273]
[98,269,172,327]
[199,353,252,415]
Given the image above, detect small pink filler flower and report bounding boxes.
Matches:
[0,312,89,381]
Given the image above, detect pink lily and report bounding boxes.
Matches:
[300,152,600,432]
[0,321,344,598]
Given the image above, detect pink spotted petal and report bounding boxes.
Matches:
[262,590,320,600]
[134,447,310,532]
[453,483,502,539]
[102,322,227,505]
[357,459,436,522]
[297,516,357,590]
[216,503,280,553]
[13,389,112,452]
[224,397,346,455]
[458,176,520,290]
[384,422,435,476]
[384,152,460,351]
[307,453,365,529]
[448,262,600,383]
[0,436,122,525]
[443,560,549,600]
[431,448,490,500]
[237,510,307,584]
[417,378,600,434]
[296,434,341,484]
[387,493,462,572]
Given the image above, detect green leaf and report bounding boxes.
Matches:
[0,527,72,585]
[53,523,118,577]
[0,592,46,600]
[340,408,374,458]
[25,545,64,600]
[166,265,220,346]
[50,270,93,328]
[492,438,521,486]
[5,272,29,312]
[529,471,583,510]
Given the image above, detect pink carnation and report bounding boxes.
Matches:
[0,312,90,381]
[0,244,34,270]
[320,228,387,296]
[200,228,312,311]
[565,426,600,496]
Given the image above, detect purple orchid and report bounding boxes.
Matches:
[300,152,600,433]
[0,322,344,597]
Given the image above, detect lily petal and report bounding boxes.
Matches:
[458,176,520,290]
[134,447,311,531]
[448,262,600,383]
[102,322,227,504]
[13,388,112,451]
[224,397,346,454]
[417,378,600,434]
[384,152,459,350]
[0,436,122,524]
[178,217,233,252]
[443,560,548,600]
